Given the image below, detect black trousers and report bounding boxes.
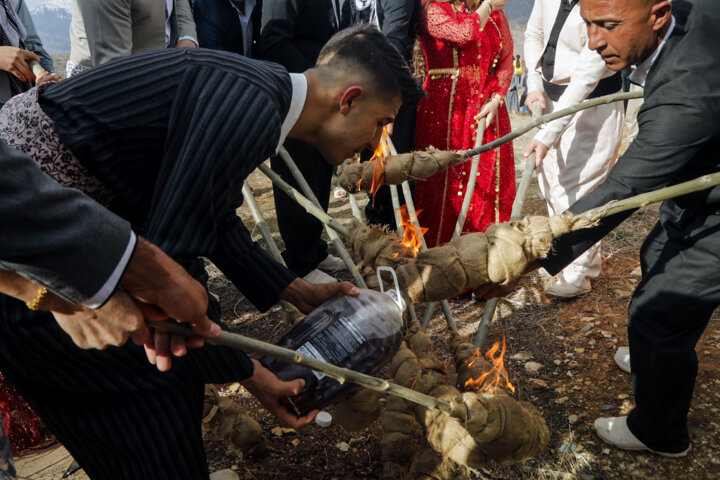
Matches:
[271,138,333,277]
[0,290,253,480]
[626,209,720,453]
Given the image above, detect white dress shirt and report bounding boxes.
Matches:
[85,231,137,308]
[525,0,618,147]
[629,15,676,88]
[276,73,308,153]
[229,0,257,57]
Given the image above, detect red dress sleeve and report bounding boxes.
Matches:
[423,1,484,46]
[491,11,514,96]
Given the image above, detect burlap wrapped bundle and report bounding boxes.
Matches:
[203,385,266,455]
[383,325,548,472]
[347,212,595,303]
[346,220,414,290]
[449,333,492,392]
[339,149,465,193]
[333,387,382,432]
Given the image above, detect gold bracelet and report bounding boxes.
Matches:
[26,287,48,311]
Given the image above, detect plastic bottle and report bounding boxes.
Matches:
[262,268,405,416]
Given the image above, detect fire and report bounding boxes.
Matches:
[398,205,428,257]
[464,335,515,394]
[368,127,390,199]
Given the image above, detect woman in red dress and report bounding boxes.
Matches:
[414,0,515,248]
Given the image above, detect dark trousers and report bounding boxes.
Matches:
[626,209,720,453]
[0,289,252,480]
[364,102,417,230]
[271,138,333,277]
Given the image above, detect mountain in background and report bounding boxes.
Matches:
[29,0,71,54]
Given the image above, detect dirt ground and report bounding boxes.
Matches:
[22,112,720,479]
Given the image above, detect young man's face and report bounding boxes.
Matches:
[320,90,401,166]
[581,0,671,71]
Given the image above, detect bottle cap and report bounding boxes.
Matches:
[315,411,332,427]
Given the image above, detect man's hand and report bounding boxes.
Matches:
[241,359,318,428]
[176,39,197,48]
[524,138,550,168]
[35,70,61,85]
[52,289,152,349]
[0,47,40,83]
[524,90,547,112]
[121,237,221,371]
[279,278,360,314]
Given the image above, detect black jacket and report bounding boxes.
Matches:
[541,0,720,275]
[193,0,263,57]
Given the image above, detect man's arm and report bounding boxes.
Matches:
[379,0,416,59]
[523,0,545,96]
[74,0,135,66]
[261,0,315,72]
[16,0,54,72]
[541,86,720,275]
[174,0,198,46]
[192,0,226,50]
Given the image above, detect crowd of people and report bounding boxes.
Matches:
[0,0,718,478]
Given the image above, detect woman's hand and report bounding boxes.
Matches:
[35,70,61,85]
[0,47,40,83]
[475,94,502,127]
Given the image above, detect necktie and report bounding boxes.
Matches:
[541,0,580,82]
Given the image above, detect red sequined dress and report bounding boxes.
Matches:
[414,1,515,247]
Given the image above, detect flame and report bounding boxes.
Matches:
[399,205,428,257]
[368,127,390,199]
[464,335,515,394]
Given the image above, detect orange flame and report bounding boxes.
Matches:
[464,335,515,394]
[399,205,428,257]
[368,127,390,199]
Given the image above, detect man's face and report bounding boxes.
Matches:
[580,0,671,71]
[320,90,401,166]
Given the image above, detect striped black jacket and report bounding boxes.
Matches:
[40,48,297,311]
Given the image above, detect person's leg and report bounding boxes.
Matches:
[624,212,720,453]
[270,138,333,276]
[539,102,623,294]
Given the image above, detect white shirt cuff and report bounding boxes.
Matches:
[84,231,137,309]
[177,35,198,47]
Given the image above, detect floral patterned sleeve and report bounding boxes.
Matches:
[492,11,514,96]
[423,1,484,46]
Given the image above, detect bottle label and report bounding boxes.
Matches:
[296,313,366,380]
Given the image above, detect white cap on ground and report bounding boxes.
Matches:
[315,411,332,427]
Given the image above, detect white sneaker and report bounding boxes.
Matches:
[594,416,690,457]
[545,277,591,299]
[209,469,240,480]
[614,346,631,374]
[303,268,338,284]
[317,253,347,274]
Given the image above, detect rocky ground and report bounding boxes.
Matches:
[18,111,720,480]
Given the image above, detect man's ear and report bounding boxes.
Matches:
[650,1,672,32]
[339,86,364,116]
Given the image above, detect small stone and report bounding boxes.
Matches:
[588,340,596,346]
[568,360,579,368]
[291,438,301,447]
[511,352,532,361]
[693,403,711,410]
[603,448,611,455]
[574,347,585,353]
[525,361,544,374]
[599,404,619,411]
[600,331,613,339]
[336,442,350,452]
[555,396,569,404]
[617,394,629,399]
[554,359,562,366]
[271,426,296,437]
[559,442,578,453]
[529,378,548,389]
[568,414,578,423]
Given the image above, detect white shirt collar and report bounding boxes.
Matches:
[276,73,308,153]
[629,15,676,87]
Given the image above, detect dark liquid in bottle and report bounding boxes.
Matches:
[262,290,403,416]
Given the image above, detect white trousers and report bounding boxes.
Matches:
[538,100,624,285]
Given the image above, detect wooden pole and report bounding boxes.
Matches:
[475,102,541,348]
[151,320,453,414]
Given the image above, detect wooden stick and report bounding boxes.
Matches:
[151,320,453,414]
[461,91,643,159]
[348,193,364,221]
[258,163,349,237]
[277,148,367,288]
[384,136,457,332]
[475,102,542,348]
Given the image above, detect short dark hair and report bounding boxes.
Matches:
[316,23,425,106]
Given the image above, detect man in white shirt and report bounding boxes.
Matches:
[523,0,624,298]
